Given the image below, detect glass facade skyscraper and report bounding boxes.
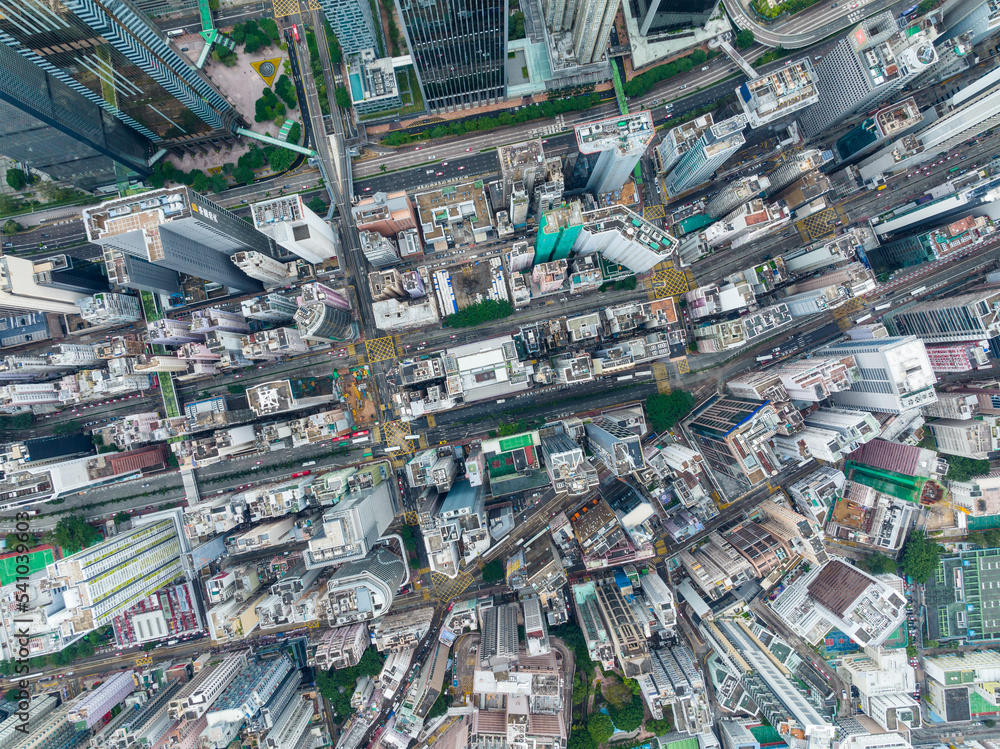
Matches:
[630,0,717,36]
[395,0,507,112]
[0,0,240,187]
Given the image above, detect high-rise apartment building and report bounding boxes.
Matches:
[305,482,394,568]
[885,288,1000,344]
[352,191,418,237]
[45,518,185,637]
[813,336,938,413]
[665,115,747,197]
[396,0,507,112]
[324,546,406,625]
[927,417,998,459]
[738,59,819,128]
[242,293,298,322]
[359,230,401,267]
[76,292,142,326]
[686,395,781,485]
[585,417,645,476]
[576,112,656,194]
[706,174,771,218]
[542,0,618,63]
[85,188,278,293]
[294,303,357,343]
[0,0,240,190]
[0,255,87,314]
[232,251,293,287]
[801,12,940,136]
[320,0,377,54]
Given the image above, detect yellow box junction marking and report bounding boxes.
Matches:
[364,336,396,363]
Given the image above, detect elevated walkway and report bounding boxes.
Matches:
[719,40,757,79]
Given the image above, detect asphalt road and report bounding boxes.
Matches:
[724,0,909,48]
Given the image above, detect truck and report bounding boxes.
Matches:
[301,461,316,467]
[756,355,774,363]
[855,314,873,324]
[874,302,892,311]
[911,286,927,296]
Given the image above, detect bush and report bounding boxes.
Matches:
[274,75,297,109]
[645,717,673,735]
[443,299,513,328]
[258,17,280,44]
[645,391,696,432]
[232,19,272,54]
[2,219,23,235]
[409,557,421,570]
[400,524,419,552]
[481,559,505,583]
[5,169,28,191]
[317,647,385,720]
[324,20,343,64]
[917,0,935,13]
[233,165,256,186]
[377,1,401,55]
[736,29,755,48]
[901,532,943,583]
[212,46,238,67]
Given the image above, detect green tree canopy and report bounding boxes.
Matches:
[509,11,526,40]
[736,29,755,48]
[861,552,896,575]
[335,85,352,110]
[409,557,421,570]
[274,75,298,109]
[233,165,256,186]
[427,690,449,719]
[645,717,673,736]
[113,511,131,525]
[587,714,614,745]
[985,528,1000,547]
[53,419,83,436]
[53,516,101,554]
[901,532,943,583]
[482,559,505,583]
[286,122,302,145]
[568,729,597,749]
[5,169,28,191]
[2,219,23,235]
[605,690,644,732]
[307,196,328,215]
[443,299,514,328]
[946,456,991,483]
[317,647,385,720]
[254,89,286,123]
[645,391,696,432]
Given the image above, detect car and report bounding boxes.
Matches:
[465,147,471,152]
[41,233,49,238]
[831,2,836,6]
[679,84,687,89]
[437,172,444,176]
[414,146,421,150]
[442,162,448,166]
[458,165,465,170]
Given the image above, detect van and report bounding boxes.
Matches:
[426,169,435,175]
[701,66,709,71]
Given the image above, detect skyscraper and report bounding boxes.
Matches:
[665,114,747,197]
[396,0,507,112]
[543,0,618,64]
[631,0,717,36]
[0,0,240,189]
[812,336,938,413]
[885,288,1000,344]
[576,111,656,194]
[800,12,939,136]
[85,187,278,293]
[320,0,378,54]
[294,302,357,343]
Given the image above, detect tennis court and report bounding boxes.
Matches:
[0,547,55,586]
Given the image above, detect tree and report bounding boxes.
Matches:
[861,552,896,575]
[0,194,23,215]
[274,75,298,109]
[606,691,644,732]
[985,528,1000,548]
[587,714,614,745]
[968,531,987,548]
[255,89,285,123]
[443,299,514,328]
[481,559,505,583]
[400,524,418,552]
[427,690,449,720]
[266,147,296,173]
[409,557,421,570]
[509,10,526,40]
[190,170,209,193]
[233,165,256,186]
[5,169,28,191]
[946,456,991,483]
[901,532,943,583]
[307,196,328,215]
[645,717,673,736]
[335,85,352,110]
[143,641,157,652]
[53,515,101,554]
[644,391,696,433]
[917,0,935,13]
[568,729,597,749]
[113,511,131,526]
[286,122,302,145]
[5,533,31,551]
[208,173,229,193]
[906,644,918,658]
[4,688,22,702]
[2,219,23,235]
[572,673,588,704]
[258,17,280,44]
[379,164,387,173]
[924,639,939,649]
[226,383,244,394]
[736,29,755,48]
[53,419,83,436]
